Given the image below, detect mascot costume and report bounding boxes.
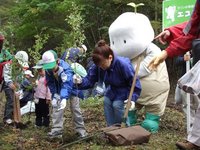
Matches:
[109,8,170,133]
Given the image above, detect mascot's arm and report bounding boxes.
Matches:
[137,43,161,78]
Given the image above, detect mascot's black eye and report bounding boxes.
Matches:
[112,41,114,45]
[124,40,126,44]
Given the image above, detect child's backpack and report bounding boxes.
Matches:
[0,60,12,84]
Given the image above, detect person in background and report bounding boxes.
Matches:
[42,50,87,139]
[174,53,199,127]
[148,1,200,149]
[73,40,141,126]
[17,70,34,108]
[33,60,51,127]
[0,33,13,98]
[3,50,29,125]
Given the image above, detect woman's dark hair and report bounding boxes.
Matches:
[92,40,114,65]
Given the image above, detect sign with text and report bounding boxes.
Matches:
[162,0,196,29]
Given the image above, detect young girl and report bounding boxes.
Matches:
[33,60,51,127]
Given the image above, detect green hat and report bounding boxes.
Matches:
[42,50,57,70]
[32,60,43,69]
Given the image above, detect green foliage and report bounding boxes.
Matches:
[28,33,49,65]
[62,1,86,50]
[11,58,23,90]
[1,0,162,60]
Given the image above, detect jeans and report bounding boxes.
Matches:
[104,96,124,126]
[3,84,14,121]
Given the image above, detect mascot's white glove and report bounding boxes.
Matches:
[73,74,82,84]
[34,98,39,104]
[124,99,135,111]
[52,93,60,108]
[57,99,67,111]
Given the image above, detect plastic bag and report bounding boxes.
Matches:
[20,101,35,116]
[178,60,200,95]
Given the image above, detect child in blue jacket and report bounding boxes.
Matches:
[42,50,87,139]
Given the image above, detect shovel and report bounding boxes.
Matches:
[13,93,27,129]
[121,56,141,127]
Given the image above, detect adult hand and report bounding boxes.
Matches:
[184,53,191,61]
[148,50,168,71]
[124,99,135,111]
[154,30,170,45]
[73,74,82,84]
[57,99,67,111]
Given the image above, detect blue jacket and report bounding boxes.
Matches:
[20,78,34,102]
[78,55,142,102]
[45,59,84,100]
[61,48,82,63]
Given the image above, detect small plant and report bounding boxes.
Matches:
[28,34,49,65]
[127,2,144,13]
[63,1,86,49]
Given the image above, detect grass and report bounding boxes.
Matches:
[0,94,187,150]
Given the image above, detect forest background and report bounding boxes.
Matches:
[0,0,188,149]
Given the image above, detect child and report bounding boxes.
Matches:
[3,50,29,125]
[18,70,34,108]
[33,60,51,127]
[42,50,87,138]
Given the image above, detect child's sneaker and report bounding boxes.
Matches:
[48,131,63,139]
[76,131,88,139]
[5,119,13,124]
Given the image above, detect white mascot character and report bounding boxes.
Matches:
[109,12,170,133]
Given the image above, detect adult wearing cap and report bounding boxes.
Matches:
[3,50,29,125]
[42,50,87,138]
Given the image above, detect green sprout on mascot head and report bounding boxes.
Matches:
[127,2,144,13]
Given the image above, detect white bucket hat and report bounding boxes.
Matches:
[15,51,29,68]
[24,70,34,77]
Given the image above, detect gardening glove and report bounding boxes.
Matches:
[34,98,39,104]
[148,50,168,71]
[51,98,57,108]
[73,74,82,84]
[52,93,60,108]
[57,99,67,111]
[124,99,135,111]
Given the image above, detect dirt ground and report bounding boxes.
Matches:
[0,89,188,150]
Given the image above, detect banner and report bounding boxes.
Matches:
[162,0,196,29]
